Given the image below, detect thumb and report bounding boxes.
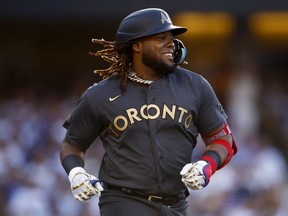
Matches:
[90,179,104,195]
[95,182,104,192]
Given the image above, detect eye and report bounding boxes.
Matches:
[154,33,173,43]
[156,35,165,41]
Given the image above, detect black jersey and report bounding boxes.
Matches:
[63,67,227,195]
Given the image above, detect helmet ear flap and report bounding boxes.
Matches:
[173,39,187,65]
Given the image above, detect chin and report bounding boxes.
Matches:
[143,56,176,75]
[158,62,176,75]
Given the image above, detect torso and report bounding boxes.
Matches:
[65,67,227,194]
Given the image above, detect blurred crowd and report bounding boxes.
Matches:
[0,58,288,216]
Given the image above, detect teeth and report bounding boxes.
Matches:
[164,53,173,57]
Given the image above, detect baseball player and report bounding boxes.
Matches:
[60,8,238,216]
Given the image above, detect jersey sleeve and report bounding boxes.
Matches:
[63,93,102,151]
[196,76,227,134]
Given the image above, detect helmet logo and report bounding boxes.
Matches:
[160,12,172,24]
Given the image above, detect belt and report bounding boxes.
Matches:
[104,184,189,206]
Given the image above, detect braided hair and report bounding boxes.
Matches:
[89,38,133,93]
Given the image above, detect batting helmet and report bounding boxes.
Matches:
[116,8,187,43]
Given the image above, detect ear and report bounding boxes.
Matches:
[132,41,142,53]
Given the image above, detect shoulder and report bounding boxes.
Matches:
[174,67,205,80]
[171,67,209,87]
[78,75,121,104]
[84,75,121,95]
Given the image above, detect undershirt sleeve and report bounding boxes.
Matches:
[63,94,102,151]
[196,77,227,134]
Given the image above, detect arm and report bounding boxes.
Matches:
[180,122,237,190]
[201,121,238,170]
[60,90,104,202]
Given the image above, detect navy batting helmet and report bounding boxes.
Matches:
[116,8,187,43]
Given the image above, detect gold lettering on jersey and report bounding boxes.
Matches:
[147,104,160,119]
[178,107,188,123]
[108,123,120,138]
[112,103,193,132]
[185,114,193,128]
[126,108,141,124]
[140,105,148,119]
[114,115,128,131]
[162,104,176,119]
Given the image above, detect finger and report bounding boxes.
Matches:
[75,194,84,203]
[190,183,204,190]
[94,190,101,196]
[83,190,93,196]
[185,175,206,185]
[89,180,104,196]
[95,182,104,192]
[184,180,204,190]
[87,185,100,195]
[180,163,193,175]
[79,192,91,200]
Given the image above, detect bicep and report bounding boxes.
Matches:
[197,77,227,134]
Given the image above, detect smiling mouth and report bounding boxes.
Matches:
[163,53,174,59]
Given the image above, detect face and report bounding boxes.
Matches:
[140,32,176,75]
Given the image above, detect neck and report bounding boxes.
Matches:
[131,62,163,81]
[128,70,154,85]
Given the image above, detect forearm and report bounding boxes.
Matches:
[204,135,232,166]
[60,138,86,174]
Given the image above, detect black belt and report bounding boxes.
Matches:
[104,184,189,206]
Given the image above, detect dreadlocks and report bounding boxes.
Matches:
[89,38,133,93]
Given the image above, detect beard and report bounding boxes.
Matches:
[142,50,176,76]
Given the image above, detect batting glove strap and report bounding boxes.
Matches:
[201,150,221,174]
[68,167,103,203]
[180,160,213,190]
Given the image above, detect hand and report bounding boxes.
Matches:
[180,160,213,190]
[68,167,104,203]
